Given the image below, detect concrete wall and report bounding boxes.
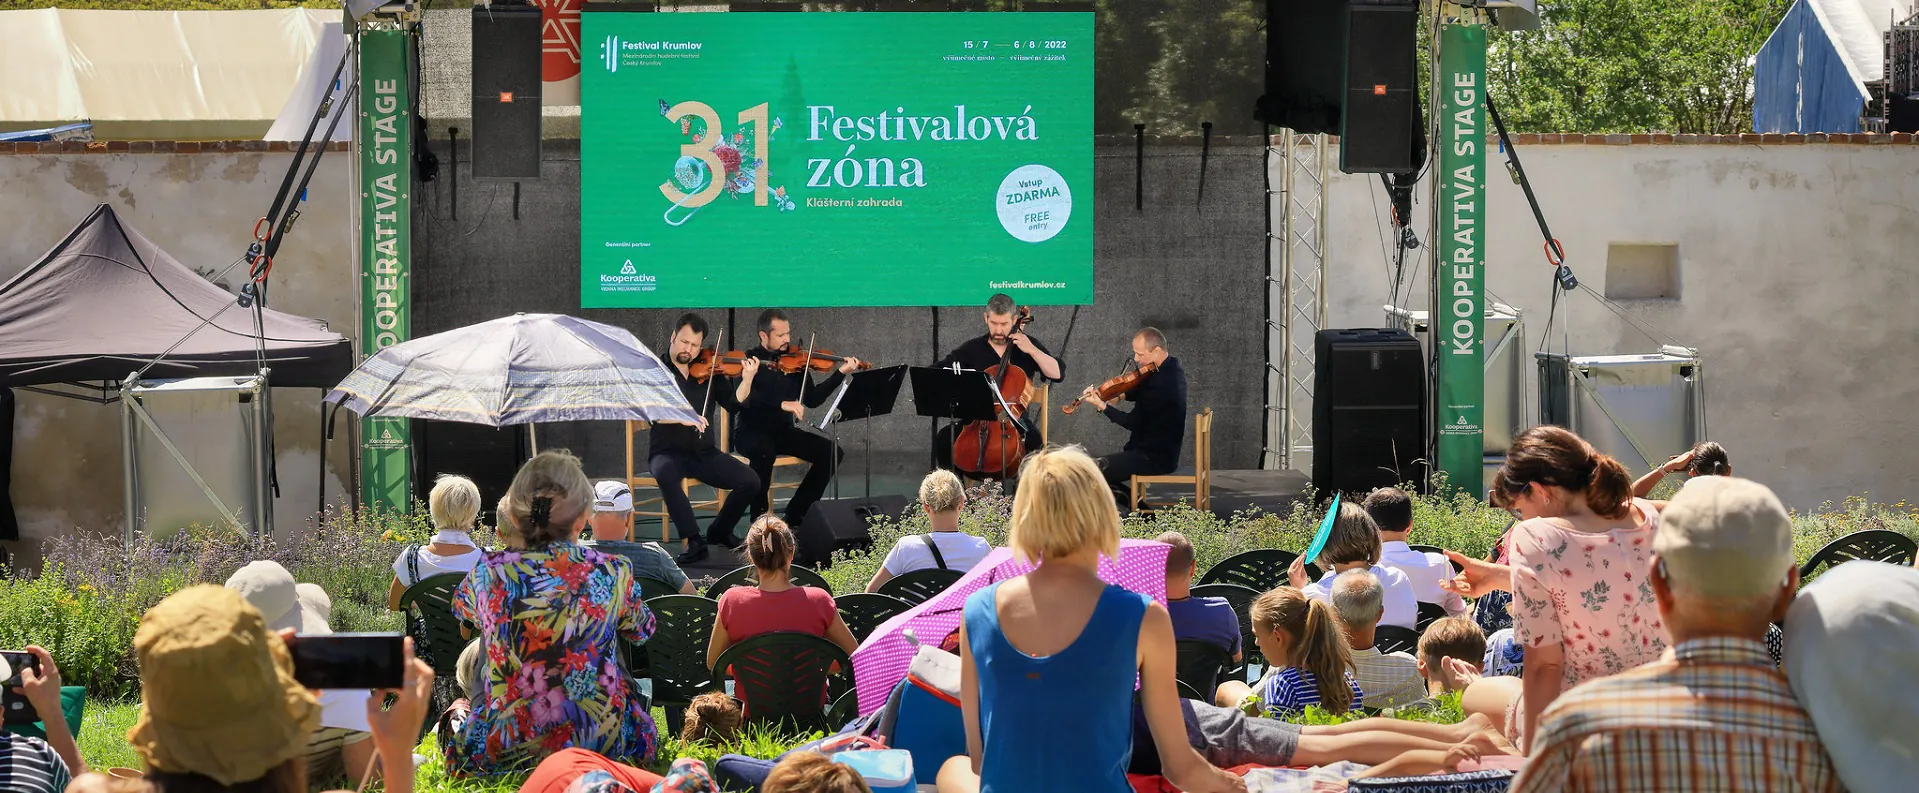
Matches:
[413,136,1273,482]
[0,145,357,556]
[1317,136,1919,509]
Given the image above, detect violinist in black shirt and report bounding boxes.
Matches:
[932,293,1065,473]
[734,309,862,529]
[1076,327,1188,511]
[655,313,763,564]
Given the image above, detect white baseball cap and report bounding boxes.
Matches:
[593,480,633,513]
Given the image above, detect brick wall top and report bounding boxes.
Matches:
[0,140,352,154]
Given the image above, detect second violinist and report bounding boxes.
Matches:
[656,313,764,563]
[1077,327,1187,511]
[736,309,864,531]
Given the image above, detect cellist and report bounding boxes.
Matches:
[1075,327,1187,511]
[932,293,1065,473]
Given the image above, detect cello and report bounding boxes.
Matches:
[951,307,1037,478]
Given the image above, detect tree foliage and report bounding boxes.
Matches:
[1487,0,1792,134]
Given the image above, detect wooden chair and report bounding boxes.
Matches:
[1131,408,1213,513]
[626,418,724,543]
[1800,529,1917,582]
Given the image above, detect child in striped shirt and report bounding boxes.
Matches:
[1218,586,1364,719]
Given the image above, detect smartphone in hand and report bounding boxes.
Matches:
[287,633,405,690]
[0,650,43,724]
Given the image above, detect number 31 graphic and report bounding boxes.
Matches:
[659,101,771,208]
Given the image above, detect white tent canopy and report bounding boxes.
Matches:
[1806,0,1904,92]
[0,8,341,140]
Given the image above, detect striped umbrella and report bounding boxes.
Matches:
[324,313,700,428]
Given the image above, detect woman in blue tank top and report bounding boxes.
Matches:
[935,447,1245,793]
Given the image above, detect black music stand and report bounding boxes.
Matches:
[820,365,907,497]
[911,364,1022,476]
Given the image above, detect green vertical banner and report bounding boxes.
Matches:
[1436,23,1486,496]
[357,29,413,511]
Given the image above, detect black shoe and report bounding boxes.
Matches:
[676,537,709,565]
[707,532,743,550]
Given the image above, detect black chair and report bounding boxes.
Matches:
[711,631,853,735]
[1799,530,1917,582]
[827,689,861,731]
[638,576,683,600]
[875,567,964,606]
[705,564,834,599]
[397,573,470,718]
[835,592,912,644]
[1190,582,1261,682]
[1415,601,1448,634]
[1374,625,1420,656]
[1175,639,1234,701]
[1176,680,1206,702]
[637,595,721,738]
[1409,544,1464,575]
[1198,549,1321,592]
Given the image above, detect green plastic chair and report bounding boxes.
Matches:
[1175,639,1233,700]
[705,565,833,599]
[1190,582,1261,681]
[638,576,683,600]
[711,631,852,735]
[1800,530,1917,583]
[834,592,913,644]
[639,594,722,738]
[397,573,470,716]
[2,686,83,740]
[1197,549,1319,592]
[875,567,963,606]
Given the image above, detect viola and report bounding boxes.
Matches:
[1062,360,1159,414]
[686,349,752,383]
[952,308,1037,478]
[774,348,872,374]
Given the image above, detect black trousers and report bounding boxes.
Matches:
[736,425,843,526]
[932,418,1043,476]
[649,446,761,544]
[1096,449,1176,512]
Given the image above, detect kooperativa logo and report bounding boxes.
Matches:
[600,35,621,73]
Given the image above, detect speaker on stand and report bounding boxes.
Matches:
[795,494,912,569]
[471,3,543,181]
[1312,329,1428,496]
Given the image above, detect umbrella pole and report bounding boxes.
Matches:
[528,423,539,457]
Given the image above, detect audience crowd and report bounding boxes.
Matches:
[7,429,1916,793]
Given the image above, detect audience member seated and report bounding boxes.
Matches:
[1215,586,1361,721]
[1511,477,1839,792]
[450,450,660,773]
[1631,441,1731,512]
[1330,570,1424,710]
[1454,427,1667,751]
[866,470,991,592]
[1157,531,1241,665]
[678,692,742,746]
[1289,503,1417,630]
[65,585,431,793]
[225,560,376,787]
[583,481,696,595]
[1412,617,1489,698]
[1784,560,1919,793]
[936,447,1243,793]
[387,474,485,610]
[708,516,860,689]
[0,645,81,793]
[764,752,871,793]
[518,748,670,793]
[1365,487,1468,618]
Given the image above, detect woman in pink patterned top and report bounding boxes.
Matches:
[1456,426,1666,752]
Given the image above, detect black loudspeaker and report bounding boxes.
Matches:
[1256,0,1347,134]
[412,421,527,528]
[471,4,542,180]
[1312,328,1427,496]
[795,495,912,568]
[1340,0,1420,173]
[1890,94,1919,133]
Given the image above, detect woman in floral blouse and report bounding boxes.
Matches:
[1451,427,1666,752]
[450,450,658,773]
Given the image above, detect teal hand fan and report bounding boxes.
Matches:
[1302,492,1342,569]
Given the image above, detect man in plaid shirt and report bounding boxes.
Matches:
[1510,476,1841,793]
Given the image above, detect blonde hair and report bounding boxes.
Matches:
[746,515,796,573]
[763,752,871,793]
[918,469,966,514]
[1252,586,1356,715]
[503,450,593,548]
[456,638,485,699]
[428,474,482,532]
[1007,446,1120,563]
[679,691,741,745]
[1317,501,1383,568]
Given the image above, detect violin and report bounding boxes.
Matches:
[952,307,1036,478]
[774,348,873,374]
[686,349,753,383]
[1062,360,1159,414]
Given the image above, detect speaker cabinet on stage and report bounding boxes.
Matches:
[413,420,527,528]
[1313,328,1427,496]
[471,4,542,180]
[1340,0,1420,173]
[1256,0,1347,134]
[796,494,911,569]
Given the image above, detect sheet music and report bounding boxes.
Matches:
[817,377,855,432]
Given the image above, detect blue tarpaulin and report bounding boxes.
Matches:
[1753,0,1892,133]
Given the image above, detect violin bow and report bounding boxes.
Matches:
[697,326,724,436]
[796,332,818,412]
